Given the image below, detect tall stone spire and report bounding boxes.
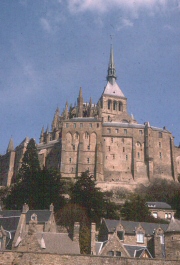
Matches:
[6,138,14,153]
[107,45,117,85]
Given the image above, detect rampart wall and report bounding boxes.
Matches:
[0,251,179,265]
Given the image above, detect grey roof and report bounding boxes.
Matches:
[103,122,144,128]
[124,245,152,258]
[0,216,20,232]
[26,210,51,223]
[147,202,172,209]
[0,210,51,224]
[104,219,168,236]
[36,232,80,254]
[166,217,180,233]
[103,81,125,98]
[71,117,99,122]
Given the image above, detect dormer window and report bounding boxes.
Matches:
[137,233,144,243]
[117,231,124,241]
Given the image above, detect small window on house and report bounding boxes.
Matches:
[119,102,123,111]
[108,100,111,110]
[116,251,121,257]
[159,142,162,148]
[108,251,114,256]
[137,233,144,243]
[87,158,90,163]
[139,130,143,135]
[165,213,168,219]
[126,154,128,161]
[160,235,165,244]
[124,129,127,135]
[117,231,124,241]
[107,128,111,133]
[74,123,76,128]
[111,137,113,143]
[159,132,162,138]
[115,129,119,133]
[80,123,83,128]
[159,152,162,159]
[89,123,92,128]
[87,145,90,150]
[66,123,69,128]
[152,212,158,218]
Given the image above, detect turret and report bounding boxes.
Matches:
[6,138,14,153]
[40,126,44,143]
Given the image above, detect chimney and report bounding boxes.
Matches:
[22,203,29,213]
[49,203,54,212]
[91,223,96,255]
[73,222,80,243]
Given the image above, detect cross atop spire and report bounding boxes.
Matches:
[107,45,117,84]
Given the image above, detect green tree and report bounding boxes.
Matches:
[4,138,65,210]
[120,194,154,222]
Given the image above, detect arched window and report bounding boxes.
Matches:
[113,101,117,110]
[108,100,112,110]
[119,102,123,111]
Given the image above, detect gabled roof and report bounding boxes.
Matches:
[165,217,180,233]
[103,81,125,98]
[124,245,153,258]
[104,219,168,236]
[147,202,172,209]
[36,232,80,254]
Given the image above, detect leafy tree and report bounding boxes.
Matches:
[4,138,65,210]
[120,194,154,222]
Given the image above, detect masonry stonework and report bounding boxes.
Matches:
[1,46,180,188]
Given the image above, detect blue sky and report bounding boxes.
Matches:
[0,0,180,154]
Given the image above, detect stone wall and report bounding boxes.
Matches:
[0,251,179,265]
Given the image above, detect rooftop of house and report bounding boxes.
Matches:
[104,219,168,235]
[146,202,172,209]
[124,245,153,258]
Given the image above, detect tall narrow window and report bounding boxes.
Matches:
[159,152,162,159]
[74,123,76,128]
[126,154,128,161]
[87,158,90,163]
[119,102,123,111]
[108,100,111,110]
[137,233,144,243]
[124,129,127,135]
[159,132,162,138]
[111,137,113,143]
[113,101,117,110]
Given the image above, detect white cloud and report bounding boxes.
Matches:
[67,0,178,14]
[40,18,52,33]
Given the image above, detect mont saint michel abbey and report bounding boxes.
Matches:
[1,47,180,188]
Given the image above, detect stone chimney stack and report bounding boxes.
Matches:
[22,203,29,213]
[73,222,80,243]
[91,223,96,255]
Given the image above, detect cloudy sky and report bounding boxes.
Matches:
[0,0,180,154]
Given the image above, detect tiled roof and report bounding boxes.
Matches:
[0,210,51,223]
[36,232,80,254]
[104,219,168,236]
[147,202,172,209]
[0,216,20,231]
[103,81,125,98]
[166,217,180,233]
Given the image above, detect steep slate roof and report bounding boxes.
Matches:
[36,232,80,254]
[165,217,180,233]
[124,245,152,258]
[104,219,168,235]
[0,210,51,224]
[103,81,125,98]
[147,202,172,209]
[0,216,20,231]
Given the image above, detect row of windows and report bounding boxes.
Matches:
[66,123,100,129]
[108,100,123,111]
[69,158,91,163]
[117,231,144,243]
[107,128,143,135]
[106,154,129,160]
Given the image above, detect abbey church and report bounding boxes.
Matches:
[1,47,180,187]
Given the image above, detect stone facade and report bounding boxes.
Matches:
[1,46,180,188]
